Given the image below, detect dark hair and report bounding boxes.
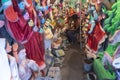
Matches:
[4,39,7,49]
[5,40,14,56]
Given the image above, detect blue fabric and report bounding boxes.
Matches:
[18,2,25,10]
[1,0,10,4]
[0,6,3,13]
[91,6,95,10]
[87,5,98,21]
[0,14,4,20]
[36,5,49,11]
[93,11,98,21]
[39,28,44,33]
[44,39,52,50]
[41,18,45,24]
[88,21,95,34]
[1,0,12,11]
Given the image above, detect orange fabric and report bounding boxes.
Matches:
[4,6,18,22]
[26,0,32,6]
[25,0,33,12]
[69,8,75,16]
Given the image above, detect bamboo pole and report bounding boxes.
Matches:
[79,0,82,50]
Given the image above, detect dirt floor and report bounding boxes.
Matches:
[61,44,86,80]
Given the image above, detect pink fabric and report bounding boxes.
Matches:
[58,3,63,8]
[5,0,45,67]
[0,20,5,28]
[39,11,43,17]
[23,12,29,21]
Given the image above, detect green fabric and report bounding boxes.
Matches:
[98,52,104,59]
[102,43,120,56]
[118,26,120,29]
[82,0,85,3]
[103,1,120,35]
[104,24,110,31]
[104,17,112,25]
[90,15,94,22]
[107,25,116,35]
[102,8,107,14]
[97,44,116,60]
[112,2,117,10]
[94,59,116,80]
[68,0,77,8]
[39,28,44,33]
[117,1,120,8]
[111,16,120,24]
[107,21,120,35]
[107,9,116,16]
[104,12,115,25]
[105,44,116,56]
[95,43,120,80]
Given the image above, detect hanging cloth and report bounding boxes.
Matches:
[0,38,11,80]
[86,22,106,52]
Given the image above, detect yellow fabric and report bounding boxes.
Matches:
[35,0,39,3]
[28,19,34,27]
[44,27,53,40]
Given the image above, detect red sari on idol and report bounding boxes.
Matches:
[4,0,45,69]
[86,22,106,53]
